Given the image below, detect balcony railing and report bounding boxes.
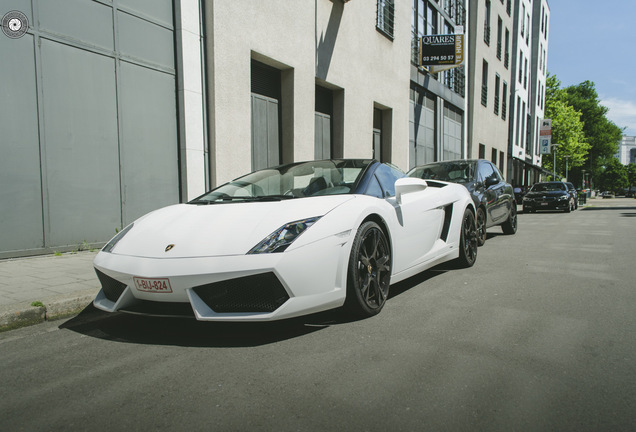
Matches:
[481,84,488,106]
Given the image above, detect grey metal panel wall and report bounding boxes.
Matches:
[0,32,44,251]
[119,62,178,223]
[40,40,122,245]
[0,0,179,257]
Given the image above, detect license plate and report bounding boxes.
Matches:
[133,277,173,293]
[541,202,548,206]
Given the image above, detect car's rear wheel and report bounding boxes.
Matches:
[476,208,487,246]
[345,221,391,318]
[456,208,478,268]
[565,200,571,213]
[502,203,518,234]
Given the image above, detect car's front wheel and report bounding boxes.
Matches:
[455,208,478,268]
[345,221,391,318]
[476,208,487,246]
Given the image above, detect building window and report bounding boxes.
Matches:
[481,60,488,107]
[412,0,437,64]
[519,51,523,83]
[504,28,510,68]
[484,0,491,45]
[491,148,497,164]
[494,74,500,115]
[479,144,486,159]
[377,0,395,39]
[523,58,528,89]
[521,4,525,39]
[499,151,505,173]
[496,16,502,60]
[502,81,508,120]
[506,0,511,16]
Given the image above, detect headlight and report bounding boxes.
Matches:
[558,195,569,201]
[102,223,134,253]
[248,217,321,254]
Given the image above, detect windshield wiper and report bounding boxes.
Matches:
[190,195,296,204]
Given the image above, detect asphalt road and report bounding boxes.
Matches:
[1,198,635,431]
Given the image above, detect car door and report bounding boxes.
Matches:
[374,165,445,274]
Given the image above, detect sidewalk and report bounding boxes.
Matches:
[0,251,100,331]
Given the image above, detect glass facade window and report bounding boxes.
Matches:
[377,0,395,39]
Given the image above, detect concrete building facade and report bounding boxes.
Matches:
[617,136,636,165]
[467,0,515,176]
[204,0,412,188]
[409,0,467,169]
[507,0,549,187]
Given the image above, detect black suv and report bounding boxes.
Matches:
[523,181,575,213]
[407,159,517,246]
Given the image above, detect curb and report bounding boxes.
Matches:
[0,289,98,333]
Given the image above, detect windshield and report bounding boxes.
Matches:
[530,183,566,192]
[408,162,475,184]
[189,160,372,204]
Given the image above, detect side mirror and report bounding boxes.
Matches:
[395,177,428,204]
[485,176,498,187]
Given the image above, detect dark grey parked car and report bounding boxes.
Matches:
[407,159,517,246]
[523,181,574,213]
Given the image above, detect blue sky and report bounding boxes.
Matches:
[547,0,636,135]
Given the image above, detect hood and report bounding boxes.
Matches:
[109,195,355,258]
[526,190,568,198]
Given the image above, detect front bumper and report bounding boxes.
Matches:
[523,198,569,211]
[93,234,352,321]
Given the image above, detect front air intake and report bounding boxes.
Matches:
[192,272,289,313]
[95,269,127,302]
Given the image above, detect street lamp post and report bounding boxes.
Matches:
[564,156,570,181]
[552,143,560,180]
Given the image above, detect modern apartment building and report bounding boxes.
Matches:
[467,0,515,176]
[617,136,636,165]
[409,0,467,169]
[507,0,549,186]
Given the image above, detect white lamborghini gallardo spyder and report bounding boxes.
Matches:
[93,159,477,321]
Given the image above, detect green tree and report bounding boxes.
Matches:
[561,80,623,185]
[627,163,636,189]
[542,75,589,179]
[597,157,628,192]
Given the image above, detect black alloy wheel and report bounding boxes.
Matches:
[502,203,518,234]
[476,208,487,246]
[456,208,478,268]
[345,221,391,318]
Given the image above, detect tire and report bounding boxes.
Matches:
[565,201,571,213]
[476,208,487,246]
[455,208,478,268]
[344,221,391,318]
[502,202,518,234]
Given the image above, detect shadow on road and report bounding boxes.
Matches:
[60,266,448,348]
